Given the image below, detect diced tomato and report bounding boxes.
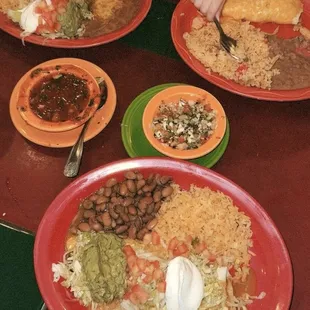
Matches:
[129,292,140,305]
[173,242,188,257]
[123,245,136,257]
[229,266,236,277]
[57,6,66,14]
[54,22,61,32]
[132,285,149,304]
[157,281,166,293]
[37,0,47,9]
[131,264,141,277]
[168,237,179,251]
[194,241,207,254]
[151,260,160,269]
[143,233,152,245]
[209,254,217,262]
[151,231,160,245]
[144,264,155,276]
[123,291,131,300]
[168,249,174,259]
[178,136,185,143]
[236,63,248,75]
[127,255,136,269]
[137,258,147,272]
[143,274,153,284]
[153,269,164,281]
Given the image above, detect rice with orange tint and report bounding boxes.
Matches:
[155,184,253,273]
[183,17,280,89]
[0,0,31,12]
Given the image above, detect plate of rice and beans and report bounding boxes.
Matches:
[142,85,226,160]
[172,0,310,101]
[34,157,292,310]
[0,0,151,48]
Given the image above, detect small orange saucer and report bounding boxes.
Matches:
[142,85,226,159]
[10,58,117,148]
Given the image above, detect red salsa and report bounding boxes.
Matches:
[29,73,90,122]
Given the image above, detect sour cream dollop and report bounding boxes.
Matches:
[19,0,41,34]
[165,256,204,310]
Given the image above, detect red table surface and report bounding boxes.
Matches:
[0,23,310,309]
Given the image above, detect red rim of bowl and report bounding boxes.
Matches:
[171,0,310,102]
[0,0,152,48]
[34,157,293,310]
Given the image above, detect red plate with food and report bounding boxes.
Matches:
[0,0,151,48]
[171,0,310,101]
[34,157,292,310]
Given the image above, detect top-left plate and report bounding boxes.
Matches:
[0,0,152,48]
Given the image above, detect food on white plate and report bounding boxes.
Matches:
[184,16,310,90]
[0,0,142,40]
[222,0,303,25]
[152,98,217,151]
[52,171,266,309]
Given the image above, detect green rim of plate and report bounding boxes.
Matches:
[121,83,230,168]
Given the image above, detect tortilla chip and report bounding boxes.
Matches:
[222,0,303,25]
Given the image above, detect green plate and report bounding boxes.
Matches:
[121,84,230,168]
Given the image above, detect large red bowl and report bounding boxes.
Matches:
[34,157,293,310]
[171,0,310,101]
[0,0,152,48]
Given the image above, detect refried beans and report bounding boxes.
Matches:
[269,35,310,90]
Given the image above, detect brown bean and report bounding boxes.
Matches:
[112,184,119,193]
[126,179,136,193]
[137,209,144,216]
[149,181,157,192]
[111,192,116,197]
[78,222,90,232]
[96,203,106,212]
[162,186,173,197]
[108,205,119,220]
[134,217,143,230]
[82,200,93,210]
[69,226,78,234]
[124,171,137,180]
[147,203,155,215]
[145,192,151,197]
[111,219,117,228]
[84,210,96,218]
[128,225,137,239]
[140,196,153,205]
[111,196,122,204]
[137,228,148,240]
[124,206,129,214]
[95,196,109,205]
[147,173,154,184]
[136,173,143,180]
[89,194,99,202]
[118,233,129,239]
[120,212,130,223]
[114,205,124,214]
[104,187,112,197]
[123,197,134,207]
[128,205,137,215]
[153,191,162,203]
[96,187,105,195]
[116,218,124,225]
[128,214,137,221]
[136,179,146,190]
[92,222,103,232]
[147,218,158,230]
[154,202,162,213]
[142,185,152,192]
[137,189,143,195]
[155,173,162,185]
[106,178,117,188]
[119,183,128,196]
[160,175,171,185]
[138,201,147,214]
[101,212,112,227]
[143,214,154,223]
[115,225,128,234]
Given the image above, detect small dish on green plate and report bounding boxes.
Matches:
[121,83,230,168]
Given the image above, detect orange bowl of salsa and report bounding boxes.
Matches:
[16,63,101,133]
[142,85,227,160]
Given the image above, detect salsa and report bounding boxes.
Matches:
[29,73,90,122]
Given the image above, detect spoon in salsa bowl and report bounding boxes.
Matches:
[63,78,108,178]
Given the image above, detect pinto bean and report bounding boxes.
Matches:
[124,171,136,180]
[101,212,112,227]
[162,186,173,197]
[108,205,119,220]
[137,228,148,240]
[146,218,158,230]
[136,179,146,190]
[96,196,109,205]
[116,218,124,225]
[126,179,136,193]
[84,210,96,218]
[146,203,155,215]
[78,222,90,232]
[92,222,103,232]
[115,225,128,235]
[136,173,143,180]
[134,217,143,230]
[154,202,162,213]
[140,196,153,205]
[153,191,162,203]
[96,187,105,195]
[114,205,124,214]
[82,200,93,210]
[160,175,171,185]
[119,183,128,196]
[96,203,106,212]
[147,173,154,184]
[104,187,112,197]
[142,214,154,223]
[89,194,99,202]
[123,197,134,207]
[128,205,137,215]
[106,178,117,188]
[120,212,130,223]
[128,225,137,239]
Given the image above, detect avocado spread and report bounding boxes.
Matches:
[81,232,127,304]
[57,0,93,38]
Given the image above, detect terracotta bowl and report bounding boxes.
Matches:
[16,63,101,133]
[142,85,227,160]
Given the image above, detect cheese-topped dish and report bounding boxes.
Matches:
[222,0,303,25]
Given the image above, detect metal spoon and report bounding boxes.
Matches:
[63,79,108,178]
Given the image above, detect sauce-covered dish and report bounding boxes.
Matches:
[16,63,101,132]
[142,85,226,160]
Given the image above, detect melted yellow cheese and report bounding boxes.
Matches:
[222,0,303,25]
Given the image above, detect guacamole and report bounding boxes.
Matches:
[81,232,127,304]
